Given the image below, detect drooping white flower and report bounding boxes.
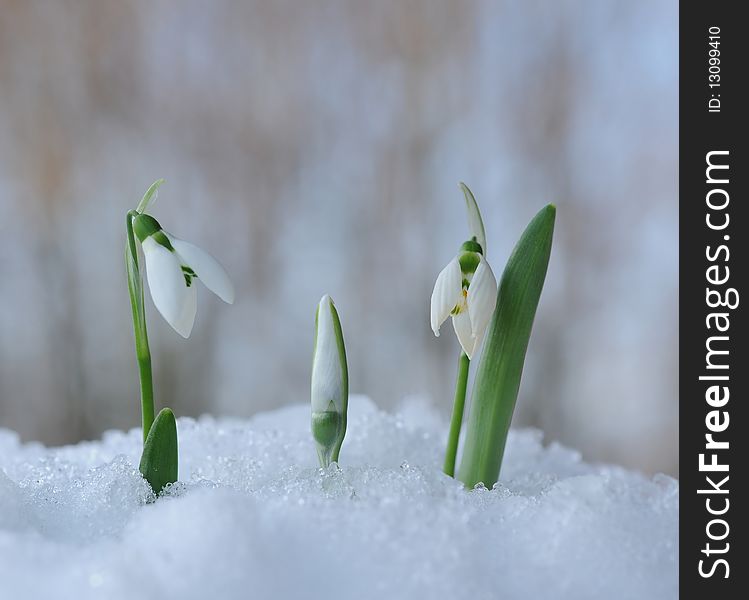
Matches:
[133,214,234,338]
[310,294,348,468]
[430,241,497,359]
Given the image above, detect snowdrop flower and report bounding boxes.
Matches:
[430,240,497,359]
[310,294,348,468]
[133,214,234,338]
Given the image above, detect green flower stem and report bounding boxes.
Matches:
[126,210,155,443]
[443,351,470,477]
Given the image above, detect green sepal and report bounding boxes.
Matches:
[132,214,163,242]
[133,215,174,252]
[139,407,179,495]
[151,230,174,251]
[312,410,346,467]
[457,204,555,489]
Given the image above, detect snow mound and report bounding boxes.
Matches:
[0,396,678,600]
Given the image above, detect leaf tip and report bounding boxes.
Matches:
[156,407,176,421]
[541,203,556,217]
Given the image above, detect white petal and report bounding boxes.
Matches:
[311,295,347,414]
[467,257,497,342]
[166,234,235,304]
[175,283,197,338]
[430,257,462,336]
[452,311,477,359]
[142,237,197,338]
[470,326,486,360]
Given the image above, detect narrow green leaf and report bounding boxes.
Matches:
[139,408,178,495]
[457,204,556,489]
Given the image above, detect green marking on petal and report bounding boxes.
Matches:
[181,265,197,287]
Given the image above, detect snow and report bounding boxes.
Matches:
[0,396,678,600]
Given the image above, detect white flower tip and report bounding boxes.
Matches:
[319,294,333,307]
[452,311,476,359]
[222,284,235,305]
[170,285,197,338]
[318,294,336,319]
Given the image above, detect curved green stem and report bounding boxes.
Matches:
[126,210,155,443]
[443,351,470,477]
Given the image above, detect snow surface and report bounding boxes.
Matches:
[0,396,678,600]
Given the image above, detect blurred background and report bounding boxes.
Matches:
[0,0,677,474]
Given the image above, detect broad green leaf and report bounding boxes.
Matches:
[457,204,555,489]
[139,407,178,495]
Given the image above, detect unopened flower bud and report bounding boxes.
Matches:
[310,294,348,468]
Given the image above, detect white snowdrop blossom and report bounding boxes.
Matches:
[430,241,497,359]
[133,214,234,338]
